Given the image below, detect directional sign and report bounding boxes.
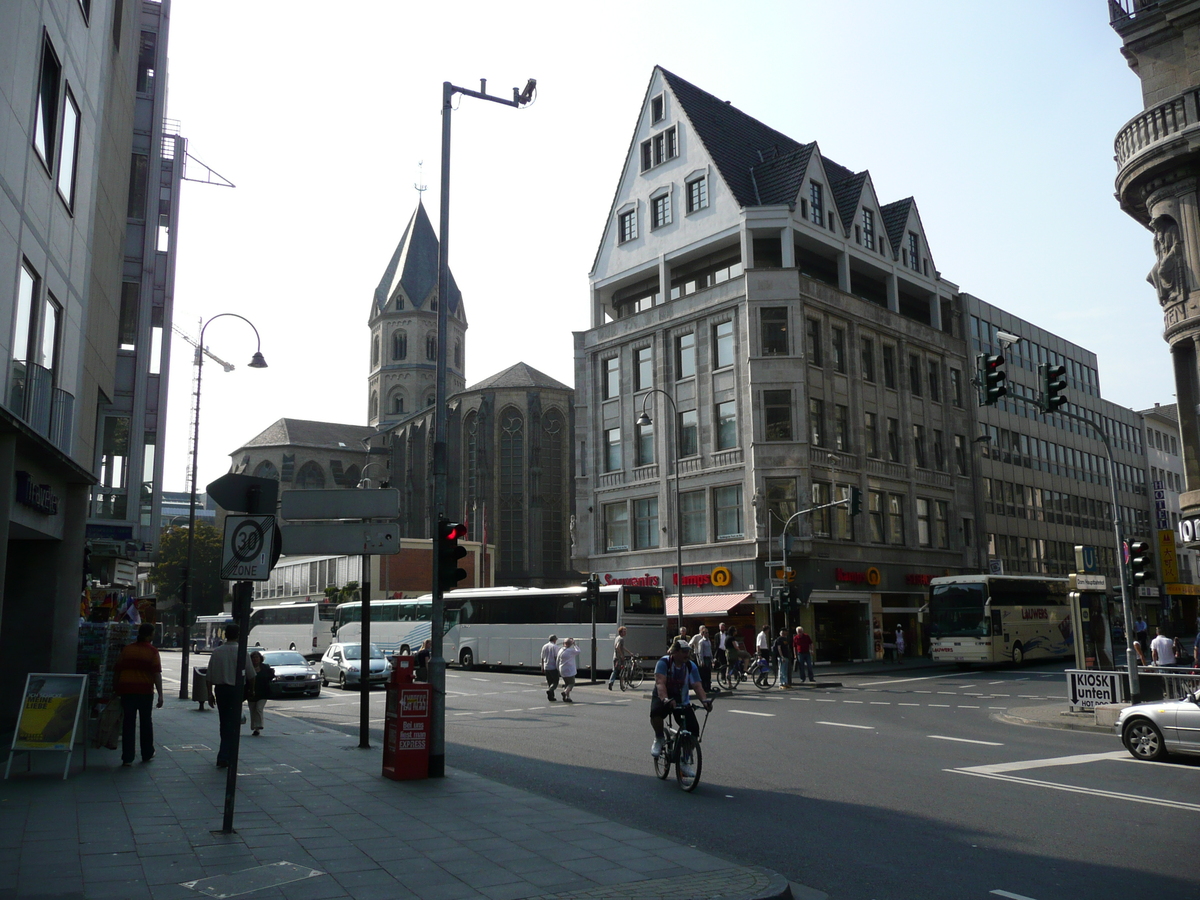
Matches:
[221,515,276,581]
[280,522,400,555]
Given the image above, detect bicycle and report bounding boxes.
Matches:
[716,653,776,691]
[618,656,645,691]
[653,701,712,792]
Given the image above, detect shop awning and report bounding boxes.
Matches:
[675,593,757,617]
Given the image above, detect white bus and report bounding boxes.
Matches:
[248,600,336,658]
[191,615,234,653]
[928,575,1072,665]
[334,584,668,671]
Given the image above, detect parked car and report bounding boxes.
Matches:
[258,650,321,699]
[320,642,390,690]
[1116,688,1200,761]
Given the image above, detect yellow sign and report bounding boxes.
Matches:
[1157,530,1180,583]
[711,566,732,588]
[866,567,881,586]
[12,674,87,751]
[1165,582,1200,595]
[772,568,796,582]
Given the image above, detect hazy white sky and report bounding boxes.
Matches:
[161,0,1159,493]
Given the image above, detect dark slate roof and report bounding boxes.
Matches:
[372,202,463,317]
[1139,403,1178,422]
[881,197,915,256]
[467,362,572,393]
[831,171,868,238]
[749,144,815,207]
[238,418,377,451]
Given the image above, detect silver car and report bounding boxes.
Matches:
[320,642,390,690]
[259,650,321,699]
[1116,688,1200,761]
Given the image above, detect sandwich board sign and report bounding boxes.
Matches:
[5,673,88,779]
[221,515,276,581]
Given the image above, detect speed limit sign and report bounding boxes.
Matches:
[221,515,276,580]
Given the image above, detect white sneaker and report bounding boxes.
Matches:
[650,738,663,758]
[680,758,695,778]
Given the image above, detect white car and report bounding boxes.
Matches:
[1116,688,1200,761]
[320,642,390,690]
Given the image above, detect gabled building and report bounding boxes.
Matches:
[574,68,974,661]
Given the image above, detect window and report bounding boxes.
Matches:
[766,478,797,536]
[887,417,901,462]
[635,419,654,466]
[715,400,738,450]
[761,308,788,356]
[764,391,792,441]
[917,498,932,547]
[652,193,671,229]
[865,412,879,458]
[651,94,664,123]
[34,39,62,169]
[675,332,695,379]
[118,282,138,351]
[908,232,920,272]
[834,404,850,451]
[882,345,896,388]
[811,481,831,537]
[634,498,660,549]
[57,89,80,208]
[10,263,61,410]
[635,347,653,391]
[950,368,963,407]
[714,485,743,540]
[861,208,875,250]
[713,320,734,369]
[679,410,698,457]
[809,398,825,447]
[831,327,846,373]
[809,182,823,225]
[861,338,875,382]
[933,430,945,470]
[913,424,927,468]
[392,395,404,415]
[681,490,706,544]
[833,484,853,540]
[686,176,708,213]
[928,361,940,402]
[603,357,619,399]
[909,354,922,396]
[806,319,822,366]
[640,126,678,170]
[425,334,436,361]
[605,503,629,552]
[127,152,149,219]
[935,500,950,548]
[137,30,156,95]
[618,209,637,243]
[888,494,905,545]
[392,330,407,360]
[954,434,968,475]
[868,491,885,543]
[604,427,621,472]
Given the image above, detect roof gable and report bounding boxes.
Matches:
[881,198,936,273]
[238,418,377,451]
[467,362,572,393]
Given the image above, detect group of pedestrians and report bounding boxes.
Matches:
[539,634,581,702]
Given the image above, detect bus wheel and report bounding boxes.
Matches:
[459,648,474,670]
[1011,643,1024,665]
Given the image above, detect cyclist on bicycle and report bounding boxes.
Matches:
[651,640,712,760]
[607,625,633,691]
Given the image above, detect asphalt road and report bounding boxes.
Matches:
[162,655,1200,900]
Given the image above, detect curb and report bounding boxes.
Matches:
[994,708,1112,734]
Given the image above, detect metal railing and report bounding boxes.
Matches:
[1109,0,1154,25]
[8,360,73,452]
[1136,665,1200,700]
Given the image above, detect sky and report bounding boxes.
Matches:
[160,0,1160,493]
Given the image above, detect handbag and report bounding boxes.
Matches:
[96,699,121,750]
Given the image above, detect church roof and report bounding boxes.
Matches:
[466,362,572,393]
[237,418,377,452]
[372,202,464,317]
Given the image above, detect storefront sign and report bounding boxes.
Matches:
[15,471,58,515]
[905,573,934,586]
[1066,669,1125,711]
[1158,530,1179,584]
[601,569,663,587]
[1177,516,1200,545]
[834,567,880,586]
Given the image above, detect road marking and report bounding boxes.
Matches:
[958,705,980,709]
[816,699,836,703]
[928,735,1003,746]
[870,701,891,705]
[899,703,920,707]
[858,671,973,687]
[728,709,776,717]
[842,700,863,704]
[929,704,950,708]
[989,707,1008,710]
[472,678,490,682]
[937,691,958,695]
[504,709,523,713]
[816,721,874,730]
[991,891,1040,900]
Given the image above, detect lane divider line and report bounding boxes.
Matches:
[816,721,875,730]
[928,735,1003,746]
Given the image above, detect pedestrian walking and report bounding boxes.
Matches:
[713,622,729,684]
[673,626,689,650]
[540,634,560,701]
[557,637,581,702]
[1134,616,1148,652]
[757,625,771,662]
[248,650,273,737]
[691,626,714,693]
[607,626,633,690]
[414,639,432,681]
[774,629,794,687]
[112,622,163,766]
[205,623,254,768]
[894,626,906,663]
[794,626,815,682]
[1151,626,1177,667]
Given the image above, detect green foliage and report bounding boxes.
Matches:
[149,524,226,616]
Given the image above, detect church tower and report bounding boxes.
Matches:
[368,203,467,428]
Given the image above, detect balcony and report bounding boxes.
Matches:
[1114,88,1200,186]
[8,360,75,454]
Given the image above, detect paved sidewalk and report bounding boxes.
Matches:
[0,698,797,900]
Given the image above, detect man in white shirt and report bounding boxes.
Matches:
[757,625,772,660]
[690,626,714,692]
[1150,627,1177,667]
[205,623,255,768]
[540,635,560,702]
[713,623,728,683]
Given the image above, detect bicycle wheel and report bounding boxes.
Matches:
[627,662,645,689]
[755,661,777,691]
[654,736,671,779]
[619,664,630,692]
[675,734,702,792]
[715,666,731,691]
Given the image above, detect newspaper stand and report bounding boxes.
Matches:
[382,656,430,780]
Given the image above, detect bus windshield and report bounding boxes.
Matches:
[929,584,988,638]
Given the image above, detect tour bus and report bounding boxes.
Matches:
[928,574,1072,665]
[248,600,335,658]
[334,583,668,671]
[191,615,234,653]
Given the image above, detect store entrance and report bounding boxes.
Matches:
[813,600,871,662]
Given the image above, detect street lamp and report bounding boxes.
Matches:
[636,389,683,626]
[178,313,267,699]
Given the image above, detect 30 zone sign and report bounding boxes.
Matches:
[221,515,276,581]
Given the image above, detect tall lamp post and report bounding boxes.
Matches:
[352,461,388,747]
[178,313,267,699]
[637,389,683,625]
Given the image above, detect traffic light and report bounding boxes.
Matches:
[978,353,1007,407]
[581,574,601,607]
[436,517,468,592]
[849,487,862,517]
[1038,363,1067,413]
[1128,540,1154,586]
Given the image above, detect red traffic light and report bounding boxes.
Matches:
[442,521,468,541]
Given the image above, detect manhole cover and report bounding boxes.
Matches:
[164,744,212,752]
[181,861,323,898]
[236,764,300,776]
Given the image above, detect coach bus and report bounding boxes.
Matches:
[928,574,1072,665]
[248,600,335,658]
[334,583,668,671]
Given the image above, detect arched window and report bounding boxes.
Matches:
[253,460,280,480]
[344,464,361,487]
[426,334,436,361]
[541,408,566,572]
[391,394,404,415]
[295,461,326,489]
[394,293,404,310]
[392,330,407,360]
[454,340,463,369]
[369,391,378,420]
[499,408,525,575]
[371,334,379,366]
[425,394,435,408]
[463,411,479,541]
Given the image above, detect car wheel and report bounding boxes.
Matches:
[1123,718,1168,761]
[460,648,474,670]
[321,672,328,687]
[339,673,348,690]
[1011,643,1024,665]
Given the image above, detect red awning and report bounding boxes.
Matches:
[675,593,756,617]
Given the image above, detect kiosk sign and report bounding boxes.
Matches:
[1066,669,1126,710]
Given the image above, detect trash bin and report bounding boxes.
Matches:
[192,667,209,710]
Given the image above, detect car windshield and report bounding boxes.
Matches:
[342,644,384,660]
[263,651,308,667]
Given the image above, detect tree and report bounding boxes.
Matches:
[149,524,226,617]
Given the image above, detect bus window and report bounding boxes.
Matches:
[623,588,666,617]
[442,607,459,635]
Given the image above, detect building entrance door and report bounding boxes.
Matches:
[813,599,871,662]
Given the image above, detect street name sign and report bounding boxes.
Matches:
[221,515,276,580]
[280,522,400,555]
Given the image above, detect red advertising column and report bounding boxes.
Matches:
[382,656,430,780]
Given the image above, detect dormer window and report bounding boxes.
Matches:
[809,182,823,226]
[640,126,678,172]
[651,94,664,124]
[861,209,875,250]
[908,232,920,272]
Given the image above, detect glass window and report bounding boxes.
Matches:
[935,500,950,548]
[679,409,698,457]
[635,347,653,391]
[619,209,637,243]
[686,176,708,213]
[34,40,61,167]
[887,417,901,462]
[917,498,932,547]
[950,368,963,407]
[118,282,138,351]
[832,327,846,373]
[634,497,659,549]
[764,391,792,441]
[652,193,671,229]
[933,430,945,470]
[861,208,875,250]
[766,478,797,536]
[811,481,831,537]
[57,88,79,207]
[681,490,706,544]
[868,491,885,543]
[714,485,743,540]
[913,424,927,468]
[713,321,734,369]
[928,361,940,402]
[675,332,695,379]
[392,330,407,360]
[861,338,875,382]
[806,319,822,366]
[635,420,654,466]
[865,412,879,458]
[809,182,823,225]
[809,398,824,447]
[834,405,850,451]
[604,503,629,552]
[716,400,738,450]
[954,434,968,475]
[761,308,788,355]
[882,345,896,388]
[833,484,852,541]
[909,354,922,396]
[604,427,621,472]
[603,357,619,400]
[908,232,920,271]
[888,494,905,545]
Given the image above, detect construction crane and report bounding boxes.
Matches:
[172,323,235,494]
